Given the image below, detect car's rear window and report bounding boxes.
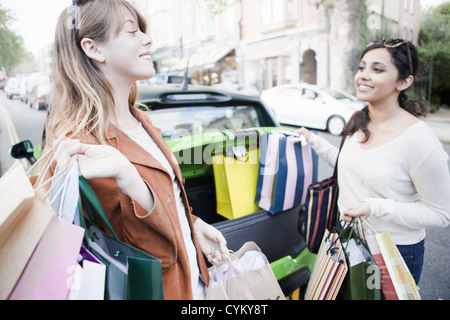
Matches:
[147,105,261,140]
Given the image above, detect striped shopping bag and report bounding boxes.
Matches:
[255,132,314,214]
[305,229,348,300]
[304,135,347,253]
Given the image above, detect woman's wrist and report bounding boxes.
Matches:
[116,163,154,211]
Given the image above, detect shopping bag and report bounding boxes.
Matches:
[212,140,260,219]
[305,136,347,253]
[205,241,285,300]
[9,216,85,300]
[255,132,313,214]
[46,162,106,300]
[68,247,106,300]
[338,221,381,300]
[78,175,164,300]
[305,229,348,300]
[50,160,80,223]
[363,220,421,300]
[0,162,54,300]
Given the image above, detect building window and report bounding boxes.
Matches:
[409,0,415,14]
[260,0,272,26]
[223,0,236,34]
[259,0,297,27]
[198,2,218,39]
[286,0,296,20]
[404,0,408,12]
[181,2,192,45]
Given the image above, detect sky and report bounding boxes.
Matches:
[0,0,69,56]
[0,0,448,57]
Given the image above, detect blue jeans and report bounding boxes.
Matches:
[396,239,425,285]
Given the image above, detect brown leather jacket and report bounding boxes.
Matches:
[70,107,210,300]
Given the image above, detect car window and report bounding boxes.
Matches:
[280,87,301,98]
[302,88,318,100]
[321,87,353,101]
[147,105,261,140]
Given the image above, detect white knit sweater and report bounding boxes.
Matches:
[309,121,450,245]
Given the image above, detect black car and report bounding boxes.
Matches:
[10,83,319,299]
[137,84,318,299]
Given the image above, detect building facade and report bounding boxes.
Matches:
[366,0,421,44]
[133,0,421,93]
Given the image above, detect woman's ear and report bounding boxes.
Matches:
[397,75,414,92]
[80,38,105,63]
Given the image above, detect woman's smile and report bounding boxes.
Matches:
[139,51,152,61]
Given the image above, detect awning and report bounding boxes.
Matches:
[170,47,234,72]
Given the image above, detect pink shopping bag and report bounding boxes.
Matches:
[9,216,85,300]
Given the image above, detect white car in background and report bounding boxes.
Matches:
[4,77,21,100]
[260,83,365,135]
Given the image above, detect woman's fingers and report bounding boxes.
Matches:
[343,201,371,222]
[52,137,88,169]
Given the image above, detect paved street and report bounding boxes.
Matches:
[1,90,449,300]
[0,93,47,175]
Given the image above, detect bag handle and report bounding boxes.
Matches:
[326,218,354,255]
[211,255,256,300]
[360,217,378,235]
[78,173,119,240]
[332,111,359,180]
[328,217,370,257]
[331,135,347,180]
[226,256,255,300]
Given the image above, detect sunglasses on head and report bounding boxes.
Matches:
[369,38,413,76]
[72,0,91,29]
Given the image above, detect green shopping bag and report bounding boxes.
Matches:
[336,220,381,300]
[78,175,164,300]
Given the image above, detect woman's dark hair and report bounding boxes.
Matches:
[342,39,427,142]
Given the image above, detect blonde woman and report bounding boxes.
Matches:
[297,39,450,284]
[45,0,228,300]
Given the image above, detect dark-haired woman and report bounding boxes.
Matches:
[297,39,450,284]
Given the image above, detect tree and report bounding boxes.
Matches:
[416,2,450,107]
[319,0,362,95]
[0,4,27,74]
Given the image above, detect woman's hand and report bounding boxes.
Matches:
[194,218,229,265]
[52,136,153,211]
[343,201,371,222]
[295,127,312,141]
[53,136,131,181]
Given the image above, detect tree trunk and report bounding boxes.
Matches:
[321,0,362,95]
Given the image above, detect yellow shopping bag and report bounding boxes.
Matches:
[212,146,260,219]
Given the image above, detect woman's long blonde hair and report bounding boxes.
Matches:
[45,0,147,146]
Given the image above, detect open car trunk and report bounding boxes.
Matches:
[184,172,307,264]
[168,127,317,266]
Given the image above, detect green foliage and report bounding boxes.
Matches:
[0,4,26,74]
[417,2,450,107]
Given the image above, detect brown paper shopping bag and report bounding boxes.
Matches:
[0,162,54,300]
[206,241,285,300]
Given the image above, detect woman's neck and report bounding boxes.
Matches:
[108,81,139,130]
[368,97,402,125]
